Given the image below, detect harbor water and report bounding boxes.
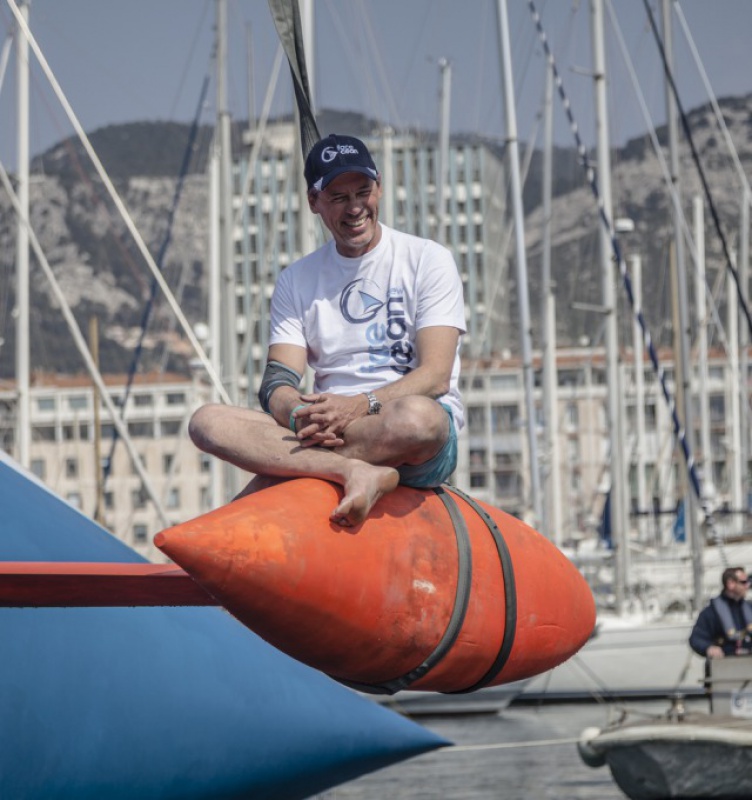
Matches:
[317,698,705,799]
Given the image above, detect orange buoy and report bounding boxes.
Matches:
[154,478,595,694]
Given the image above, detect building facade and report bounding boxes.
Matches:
[1,345,747,559]
[0,372,212,561]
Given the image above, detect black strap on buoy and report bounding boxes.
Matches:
[442,485,517,693]
[340,486,473,695]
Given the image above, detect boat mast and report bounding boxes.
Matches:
[590,0,628,611]
[15,0,30,468]
[630,251,648,544]
[728,261,743,533]
[661,0,702,605]
[541,63,562,545]
[217,0,237,405]
[694,195,714,509]
[216,0,239,500]
[495,0,542,528]
[436,57,451,246]
[297,0,317,261]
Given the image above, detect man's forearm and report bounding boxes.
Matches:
[365,364,450,407]
[268,386,307,430]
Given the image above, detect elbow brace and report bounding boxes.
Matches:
[258,360,303,413]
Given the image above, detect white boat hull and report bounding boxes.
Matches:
[522,619,704,700]
[580,714,752,799]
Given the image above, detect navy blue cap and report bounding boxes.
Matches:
[304,134,379,191]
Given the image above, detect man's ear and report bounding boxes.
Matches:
[307,190,319,214]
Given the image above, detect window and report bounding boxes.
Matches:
[565,402,579,428]
[200,486,211,510]
[133,524,148,544]
[166,392,186,406]
[33,426,56,442]
[131,487,148,509]
[134,394,153,407]
[166,488,181,509]
[495,452,514,468]
[66,491,82,509]
[65,458,78,479]
[558,369,583,387]
[104,491,114,510]
[36,397,55,412]
[68,395,88,411]
[163,454,174,474]
[491,404,519,432]
[495,472,519,496]
[645,402,657,432]
[467,406,485,435]
[709,394,725,424]
[469,449,486,469]
[490,374,519,391]
[470,473,487,488]
[200,454,212,473]
[161,420,182,436]
[30,458,45,480]
[128,421,154,438]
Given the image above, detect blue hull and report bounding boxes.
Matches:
[0,452,447,799]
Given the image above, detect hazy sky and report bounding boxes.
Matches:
[0,0,751,169]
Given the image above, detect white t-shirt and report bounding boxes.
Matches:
[269,224,467,429]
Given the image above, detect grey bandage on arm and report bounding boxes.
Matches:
[258,360,303,412]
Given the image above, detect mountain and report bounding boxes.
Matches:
[0,97,750,378]
[523,92,752,351]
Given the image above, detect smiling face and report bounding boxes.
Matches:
[308,172,383,258]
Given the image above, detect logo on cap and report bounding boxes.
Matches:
[321,144,360,163]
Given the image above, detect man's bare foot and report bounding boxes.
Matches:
[330,462,400,527]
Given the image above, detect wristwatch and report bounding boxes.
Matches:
[364,392,382,415]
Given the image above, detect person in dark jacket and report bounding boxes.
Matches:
[689,566,752,659]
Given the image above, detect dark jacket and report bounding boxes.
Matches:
[689,593,752,657]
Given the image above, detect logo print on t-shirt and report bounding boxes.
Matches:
[340,279,385,323]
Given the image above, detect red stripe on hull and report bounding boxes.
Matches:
[0,562,217,606]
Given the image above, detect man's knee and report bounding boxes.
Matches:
[188,403,225,450]
[386,396,449,448]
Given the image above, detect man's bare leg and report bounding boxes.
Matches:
[189,404,399,526]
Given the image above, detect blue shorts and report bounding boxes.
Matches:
[397,404,457,489]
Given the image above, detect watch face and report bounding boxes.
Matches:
[367,393,381,414]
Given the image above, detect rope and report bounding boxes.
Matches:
[524,0,726,561]
[447,736,584,753]
[98,71,212,499]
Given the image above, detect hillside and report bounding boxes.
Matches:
[0,97,750,378]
